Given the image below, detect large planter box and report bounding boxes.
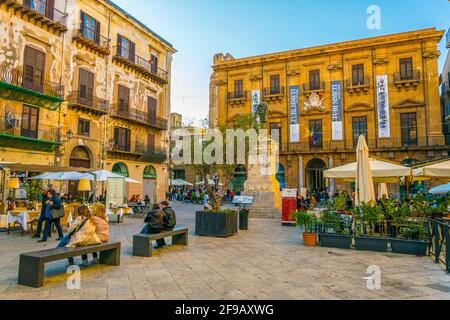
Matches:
[390,239,429,256]
[195,211,238,238]
[319,234,352,249]
[354,236,389,252]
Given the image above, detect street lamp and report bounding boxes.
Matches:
[66,129,74,141]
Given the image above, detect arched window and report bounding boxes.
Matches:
[306,158,327,192]
[69,146,91,169]
[143,166,157,179]
[112,162,129,178]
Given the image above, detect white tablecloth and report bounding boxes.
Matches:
[6,211,29,231]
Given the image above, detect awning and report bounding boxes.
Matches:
[0,163,90,173]
[413,159,450,181]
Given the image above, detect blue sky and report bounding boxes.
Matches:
[112,0,450,124]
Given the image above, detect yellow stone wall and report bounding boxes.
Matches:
[210,28,448,192]
[0,0,175,202]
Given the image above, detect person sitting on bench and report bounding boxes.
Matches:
[80,204,109,266]
[156,201,177,248]
[140,204,164,248]
[57,205,102,266]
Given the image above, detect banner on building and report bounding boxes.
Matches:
[251,90,260,116]
[376,75,391,138]
[331,80,343,141]
[289,86,300,143]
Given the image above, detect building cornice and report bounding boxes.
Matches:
[212,28,444,71]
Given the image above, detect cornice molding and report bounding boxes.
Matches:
[287,70,300,77]
[392,98,424,109]
[328,63,343,71]
[373,57,389,65]
[423,50,441,59]
[345,102,374,113]
[249,74,263,82]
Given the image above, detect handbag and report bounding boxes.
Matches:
[69,214,91,237]
[51,205,65,219]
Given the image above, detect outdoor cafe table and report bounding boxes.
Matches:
[5,210,39,232]
[106,207,133,223]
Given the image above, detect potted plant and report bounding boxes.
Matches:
[390,221,429,256]
[293,210,318,246]
[318,209,352,249]
[353,203,389,252]
[184,115,255,238]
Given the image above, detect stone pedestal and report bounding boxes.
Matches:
[243,140,282,219]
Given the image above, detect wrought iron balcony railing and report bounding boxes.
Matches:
[394,70,421,83]
[263,87,285,97]
[0,0,68,33]
[227,91,248,100]
[0,115,60,152]
[303,82,326,93]
[0,64,64,98]
[141,146,168,164]
[345,76,371,89]
[67,91,109,114]
[110,104,168,130]
[112,45,168,83]
[72,24,110,56]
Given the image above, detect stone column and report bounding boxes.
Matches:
[328,154,334,193]
[298,156,304,189]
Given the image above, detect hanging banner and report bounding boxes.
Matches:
[376,75,391,138]
[331,80,343,141]
[251,90,260,116]
[289,86,300,143]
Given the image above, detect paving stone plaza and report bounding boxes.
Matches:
[1,202,449,300]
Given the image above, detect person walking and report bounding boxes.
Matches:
[155,201,177,248]
[32,189,50,238]
[38,190,64,243]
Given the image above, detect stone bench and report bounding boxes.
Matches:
[133,227,188,257]
[18,242,121,288]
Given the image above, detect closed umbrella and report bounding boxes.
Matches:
[355,136,376,206]
[170,179,193,187]
[378,183,389,199]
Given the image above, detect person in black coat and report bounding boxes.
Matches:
[155,201,177,248]
[32,189,50,238]
[141,204,163,235]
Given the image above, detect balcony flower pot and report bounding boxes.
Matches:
[195,210,238,238]
[319,233,352,249]
[390,238,429,256]
[354,236,389,252]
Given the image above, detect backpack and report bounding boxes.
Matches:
[162,207,176,228]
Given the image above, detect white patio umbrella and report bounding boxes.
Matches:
[30,171,92,181]
[413,159,450,182]
[196,179,223,186]
[81,170,141,184]
[429,183,450,194]
[170,179,193,187]
[355,136,376,206]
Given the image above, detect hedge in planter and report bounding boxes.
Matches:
[195,210,238,238]
[352,204,389,252]
[318,209,352,249]
[390,222,429,256]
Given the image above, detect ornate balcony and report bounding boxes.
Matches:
[107,141,144,161]
[140,146,168,164]
[0,0,67,35]
[302,82,325,97]
[227,91,248,105]
[0,116,60,152]
[263,87,285,102]
[112,46,168,85]
[0,65,64,110]
[393,71,420,90]
[72,24,110,57]
[345,77,370,94]
[67,91,109,115]
[110,104,168,130]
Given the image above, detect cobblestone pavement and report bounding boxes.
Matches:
[1,202,449,300]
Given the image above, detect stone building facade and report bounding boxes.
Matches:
[210,28,449,194]
[0,0,175,201]
[441,28,450,146]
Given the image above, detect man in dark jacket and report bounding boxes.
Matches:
[32,188,50,238]
[155,201,177,248]
[141,204,163,234]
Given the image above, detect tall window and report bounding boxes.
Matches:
[151,54,158,74]
[400,58,413,80]
[117,35,135,62]
[148,133,155,150]
[114,127,131,152]
[23,46,46,93]
[78,118,90,136]
[80,11,100,44]
[352,64,365,86]
[400,113,418,146]
[78,69,94,106]
[29,0,46,14]
[270,75,280,94]
[309,119,322,149]
[352,116,368,146]
[21,105,39,139]
[309,70,321,90]
[147,96,157,120]
[234,80,244,98]
[117,85,130,114]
